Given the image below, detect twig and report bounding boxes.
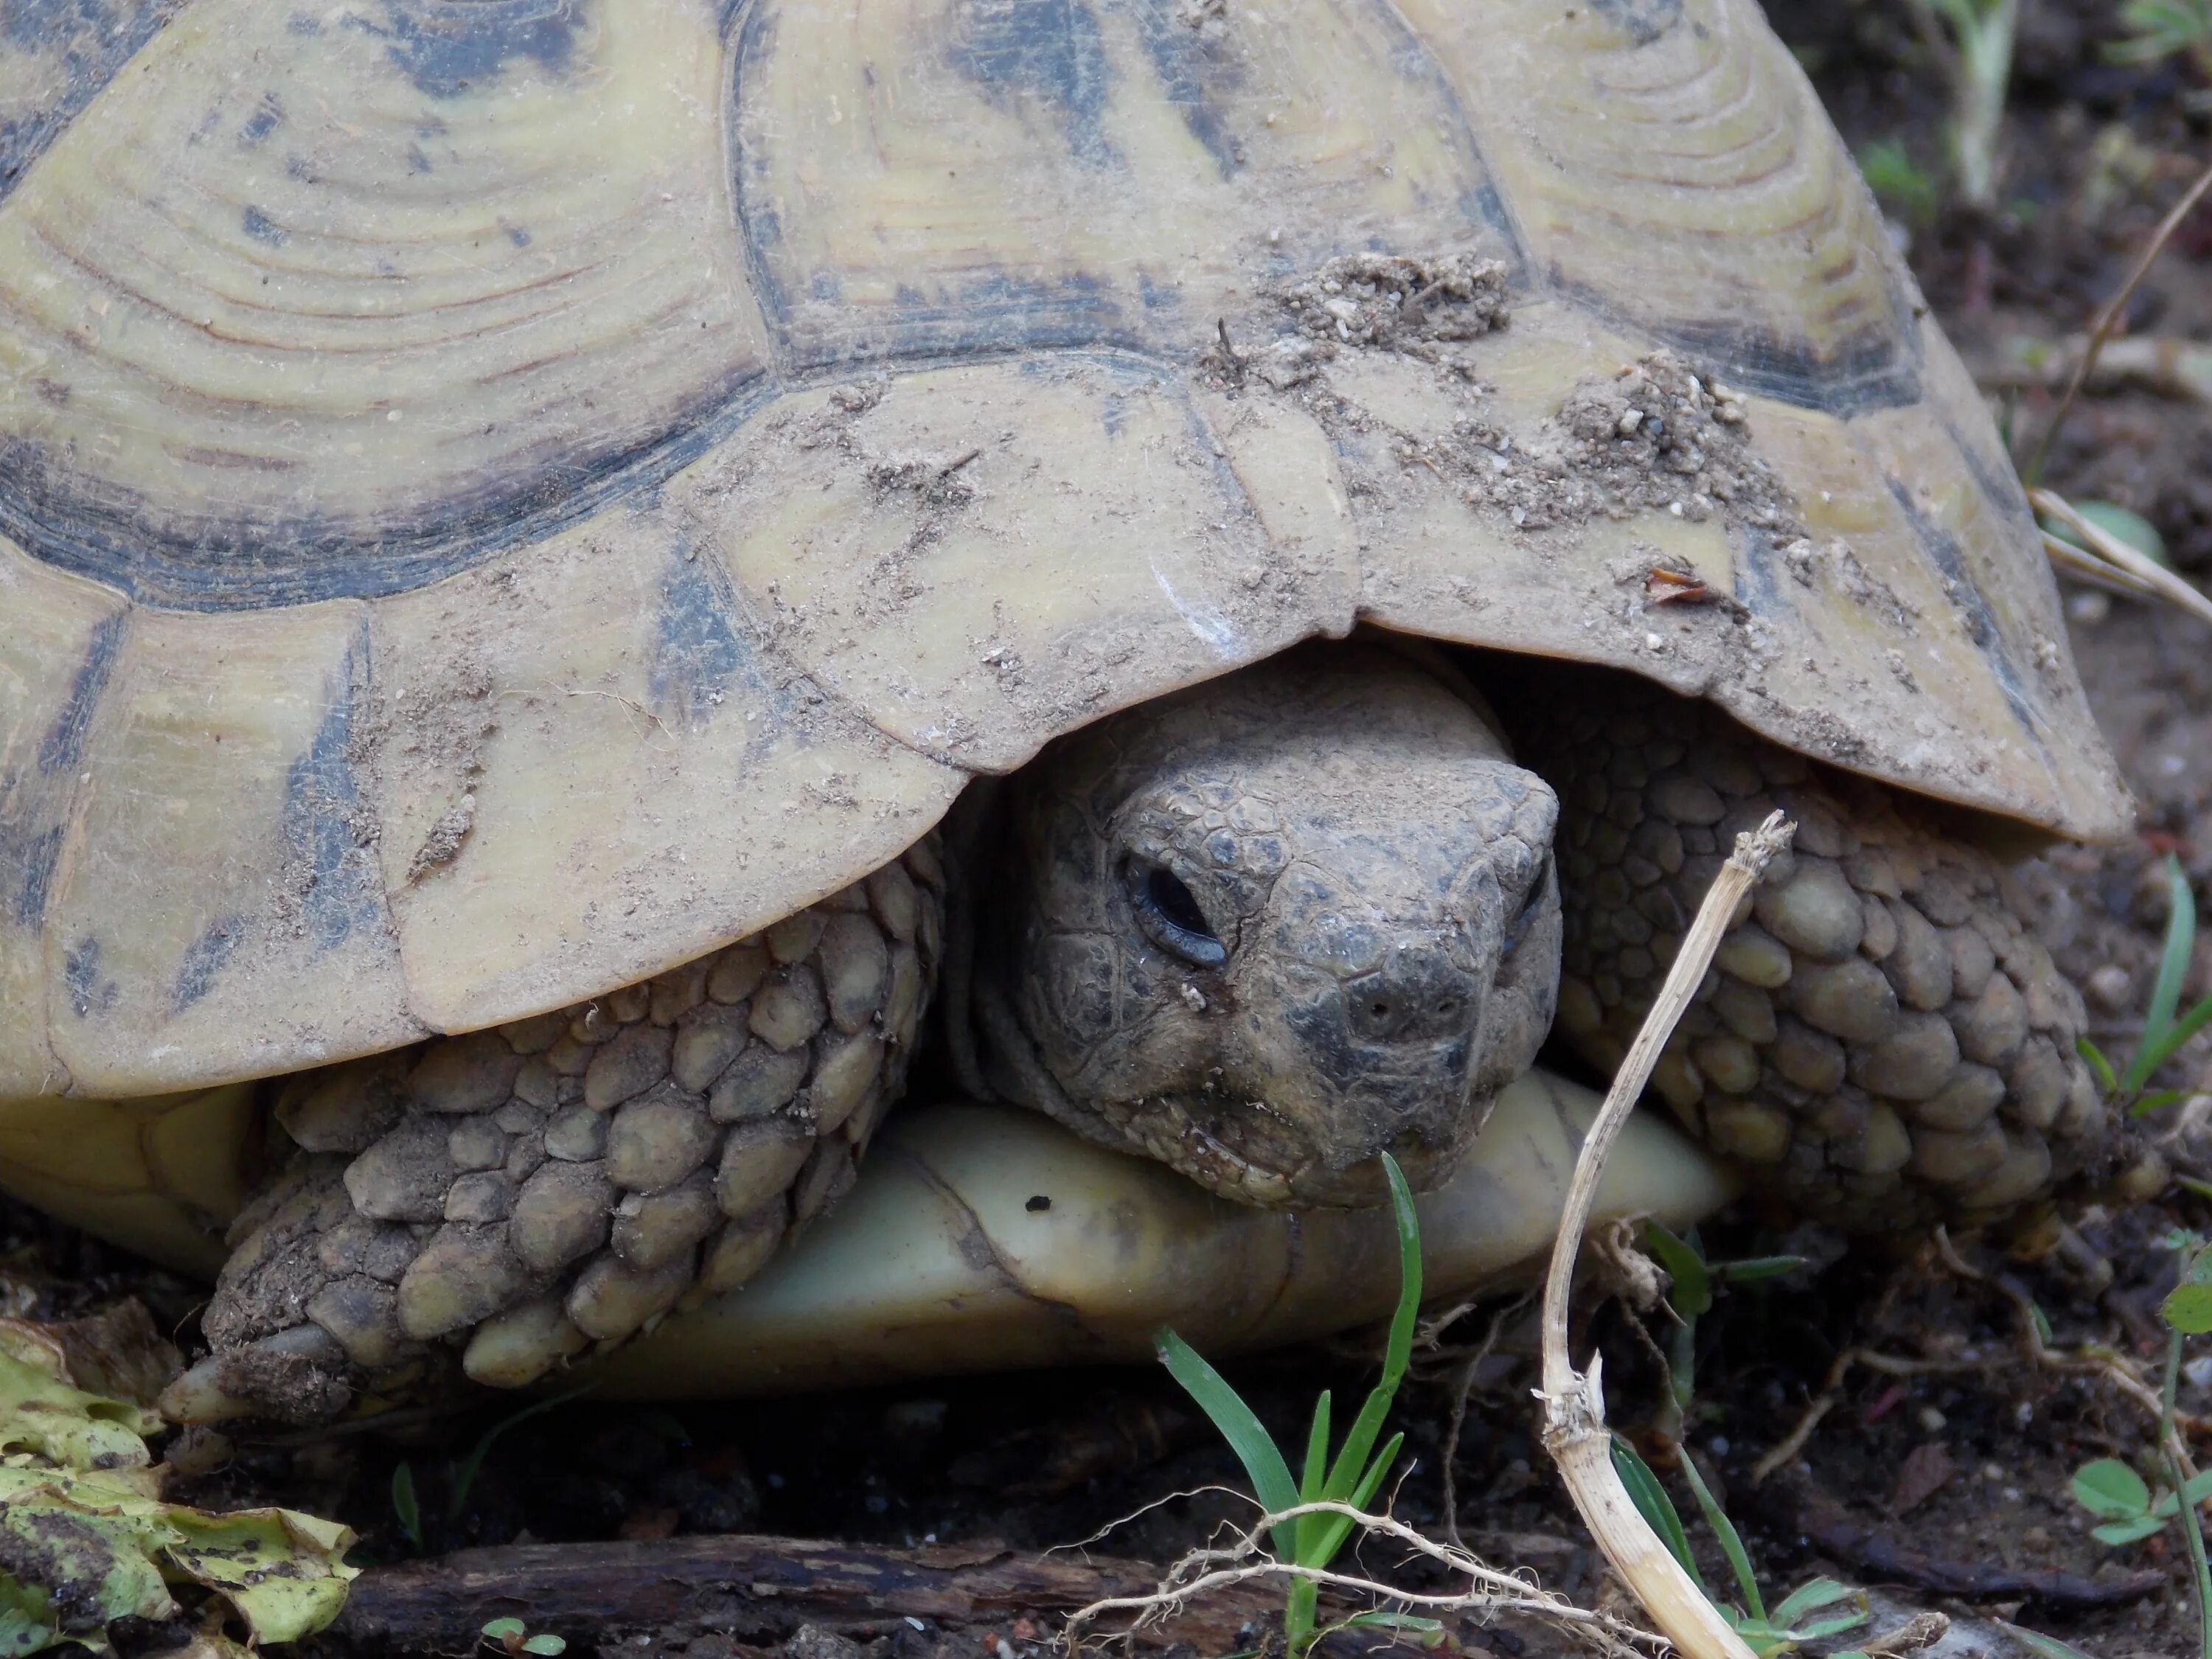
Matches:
[1750,1349,1994,1486]
[2033,490,2212,632]
[1433,1296,1529,1550]
[1535,811,1795,1659]
[2030,156,2212,481]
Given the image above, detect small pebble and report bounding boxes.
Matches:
[1917,1405,1946,1433]
[1708,1435,1731,1455]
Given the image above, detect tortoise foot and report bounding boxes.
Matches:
[1518,676,2118,1229]
[161,853,940,1424]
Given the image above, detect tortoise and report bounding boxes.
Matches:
[0,0,2139,1425]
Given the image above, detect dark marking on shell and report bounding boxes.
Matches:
[282,636,383,951]
[0,0,181,205]
[1644,307,1924,416]
[0,371,773,609]
[1127,1,1240,178]
[13,824,63,928]
[358,0,585,100]
[238,94,282,145]
[36,611,123,775]
[948,0,1116,170]
[1589,0,1685,46]
[1886,480,2042,742]
[173,917,240,1009]
[240,204,287,245]
[650,551,748,728]
[63,934,112,1018]
[1733,526,1783,617]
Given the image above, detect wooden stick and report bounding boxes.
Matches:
[2028,154,2212,482]
[333,1534,1292,1652]
[1536,811,1795,1659]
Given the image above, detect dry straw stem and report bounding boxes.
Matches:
[2031,487,2212,630]
[1536,810,1795,1659]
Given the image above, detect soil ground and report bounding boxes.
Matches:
[11,4,2212,1657]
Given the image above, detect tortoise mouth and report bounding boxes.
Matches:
[1086,1090,1483,1208]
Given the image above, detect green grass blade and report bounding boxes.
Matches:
[1712,1256,1808,1287]
[2138,994,2212,1085]
[1768,1577,1860,1625]
[1642,1222,1713,1318]
[448,1385,592,1526]
[2003,1627,2099,1659]
[391,1461,424,1554]
[1679,1448,1764,1622]
[1304,1432,1407,1569]
[1610,1436,1705,1593]
[2078,1037,2118,1098]
[1294,1390,1334,1566]
[2126,855,2197,1092]
[1321,1155,1422,1502]
[1156,1328,1301,1554]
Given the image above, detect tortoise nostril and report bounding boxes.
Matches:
[1344,951,1480,1043]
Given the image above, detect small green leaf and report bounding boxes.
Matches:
[2129,1088,2187,1119]
[2125,855,2198,1093]
[483,1618,527,1641]
[2042,500,2168,566]
[1341,1612,1444,1646]
[2077,1037,2118,1097]
[1155,1329,1300,1556]
[521,1635,568,1655]
[1712,1256,1807,1287]
[2072,1458,2153,1519]
[2029,1300,2055,1346]
[2003,1624,2101,1659]
[1643,1222,1714,1317]
[1767,1576,1860,1624]
[1790,1612,1873,1641]
[2152,1467,2212,1516]
[2163,1281,2212,1335]
[392,1461,424,1551]
[1678,1447,1764,1622]
[2092,1515,2168,1545]
[2136,993,2212,1085]
[1317,1154,1420,1508]
[1610,1437,1705,1593]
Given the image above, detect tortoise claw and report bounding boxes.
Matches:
[160,1324,355,1426]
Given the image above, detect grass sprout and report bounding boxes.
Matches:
[1153,1152,1424,1658]
[2077,853,2212,1116]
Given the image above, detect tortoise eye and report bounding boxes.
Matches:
[1125,860,1228,969]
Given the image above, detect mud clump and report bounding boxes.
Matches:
[1228,251,1509,389]
[1543,350,1804,534]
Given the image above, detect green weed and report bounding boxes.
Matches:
[1154,1153,1438,1658]
[1607,1229,1863,1657]
[2077,853,2212,1118]
[482,1615,567,1657]
[1857,138,1941,224]
[2069,1230,2212,1658]
[2108,0,2212,103]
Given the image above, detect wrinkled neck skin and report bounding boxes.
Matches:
[961,644,1562,1208]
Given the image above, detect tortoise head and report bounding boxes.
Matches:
[970,646,1559,1206]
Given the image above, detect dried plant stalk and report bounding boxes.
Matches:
[1536,810,1795,1659]
[2031,487,2212,632]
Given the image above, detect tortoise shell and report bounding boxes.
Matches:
[0,0,2126,1127]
